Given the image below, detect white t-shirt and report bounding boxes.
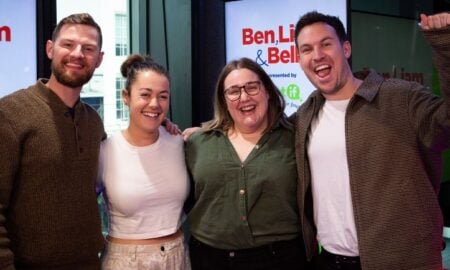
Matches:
[98,127,190,239]
[307,99,359,256]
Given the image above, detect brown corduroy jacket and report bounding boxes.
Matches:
[294,27,450,270]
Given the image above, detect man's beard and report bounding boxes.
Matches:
[51,61,94,88]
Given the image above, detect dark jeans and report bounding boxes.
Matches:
[315,248,361,270]
[189,236,311,270]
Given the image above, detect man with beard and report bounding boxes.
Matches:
[294,11,450,270]
[0,13,105,269]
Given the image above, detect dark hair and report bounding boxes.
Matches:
[120,54,170,92]
[52,13,103,50]
[203,57,289,133]
[294,11,348,49]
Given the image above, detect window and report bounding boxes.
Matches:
[115,14,128,56]
[57,0,130,135]
[81,97,104,119]
[115,77,129,120]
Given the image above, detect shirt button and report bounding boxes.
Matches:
[229,252,235,258]
[241,216,247,221]
[255,145,260,149]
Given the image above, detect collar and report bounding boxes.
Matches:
[353,69,384,103]
[33,79,82,115]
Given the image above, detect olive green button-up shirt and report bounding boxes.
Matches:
[186,123,300,249]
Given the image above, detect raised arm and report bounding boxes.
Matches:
[411,12,450,152]
[420,12,450,99]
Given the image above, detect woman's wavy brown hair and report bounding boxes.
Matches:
[203,57,289,133]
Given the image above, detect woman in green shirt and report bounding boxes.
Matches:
[185,57,308,270]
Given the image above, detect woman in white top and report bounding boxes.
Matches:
[97,54,191,270]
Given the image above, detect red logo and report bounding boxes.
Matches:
[0,26,12,42]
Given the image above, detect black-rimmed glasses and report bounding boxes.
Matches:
[224,81,262,101]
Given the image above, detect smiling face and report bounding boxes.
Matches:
[46,24,103,88]
[223,68,269,134]
[297,22,354,99]
[123,70,170,138]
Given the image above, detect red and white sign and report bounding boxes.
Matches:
[0,0,37,96]
[226,0,347,115]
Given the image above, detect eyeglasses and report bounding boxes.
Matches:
[224,81,262,101]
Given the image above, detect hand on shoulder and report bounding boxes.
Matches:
[182,127,202,141]
[162,118,182,135]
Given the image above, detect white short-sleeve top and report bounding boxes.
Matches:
[98,127,190,239]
